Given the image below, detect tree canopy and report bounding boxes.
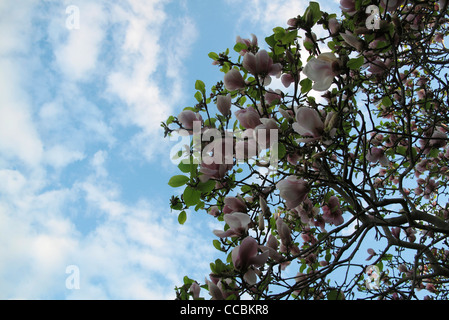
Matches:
[162,0,449,300]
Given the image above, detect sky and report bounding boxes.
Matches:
[0,0,342,299]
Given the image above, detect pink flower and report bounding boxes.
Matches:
[303,52,341,91]
[243,50,282,76]
[236,34,258,56]
[340,31,364,52]
[253,118,278,148]
[366,147,389,166]
[281,73,295,88]
[235,106,262,129]
[189,282,201,299]
[276,217,292,247]
[223,195,247,214]
[178,110,202,130]
[224,69,246,91]
[213,212,251,238]
[276,176,309,209]
[322,196,344,226]
[199,161,232,182]
[217,94,232,116]
[340,0,357,15]
[292,107,324,140]
[232,237,269,284]
[328,18,340,35]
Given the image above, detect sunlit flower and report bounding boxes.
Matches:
[213,212,251,238]
[303,52,341,91]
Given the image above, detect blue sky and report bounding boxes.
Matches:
[0,0,342,299]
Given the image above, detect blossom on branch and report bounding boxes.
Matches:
[276,176,309,209]
[303,52,341,91]
[213,212,251,238]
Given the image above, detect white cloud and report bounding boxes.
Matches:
[53,1,107,81]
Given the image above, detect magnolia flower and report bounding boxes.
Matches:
[303,52,341,91]
[253,118,278,148]
[232,237,269,284]
[189,282,201,299]
[178,110,202,130]
[322,196,344,226]
[213,212,251,238]
[224,69,246,91]
[292,107,324,140]
[236,34,258,56]
[276,176,309,209]
[340,31,364,52]
[366,147,389,166]
[276,217,292,247]
[340,0,357,15]
[235,106,262,129]
[328,18,340,35]
[223,195,247,214]
[259,235,284,264]
[243,50,282,76]
[199,161,232,182]
[217,94,232,116]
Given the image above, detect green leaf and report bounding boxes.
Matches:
[183,186,202,207]
[178,210,187,225]
[234,42,248,53]
[195,80,206,94]
[208,52,219,60]
[303,1,321,26]
[194,91,203,103]
[327,289,344,300]
[168,175,190,188]
[213,240,222,251]
[347,56,365,70]
[300,78,313,93]
[197,180,216,193]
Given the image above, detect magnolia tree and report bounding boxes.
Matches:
[162,0,449,300]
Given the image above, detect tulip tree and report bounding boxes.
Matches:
[162,0,449,300]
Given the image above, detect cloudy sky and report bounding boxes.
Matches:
[0,0,340,299]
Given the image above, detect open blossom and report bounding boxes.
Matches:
[322,196,344,226]
[243,50,282,76]
[303,52,341,91]
[178,110,202,130]
[292,107,324,140]
[232,237,269,284]
[213,212,251,238]
[224,69,246,91]
[236,34,258,56]
[253,118,278,147]
[235,106,262,129]
[276,176,309,209]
